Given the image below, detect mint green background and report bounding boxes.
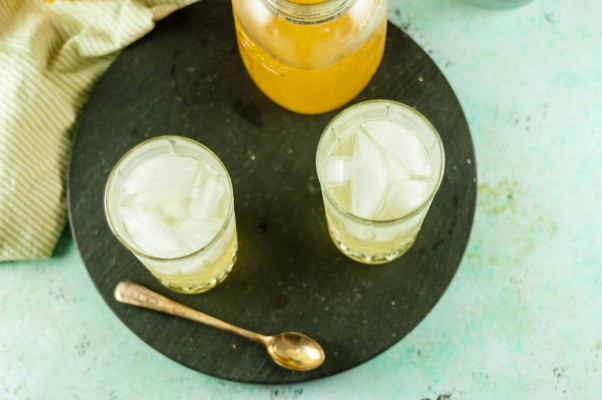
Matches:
[2,0,601,398]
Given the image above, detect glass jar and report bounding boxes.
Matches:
[232,0,388,115]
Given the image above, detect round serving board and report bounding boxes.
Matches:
[68,0,476,384]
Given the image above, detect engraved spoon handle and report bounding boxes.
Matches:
[114,281,264,344]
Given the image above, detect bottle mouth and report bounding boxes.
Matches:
[261,0,357,24]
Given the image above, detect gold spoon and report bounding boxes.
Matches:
[114,281,325,371]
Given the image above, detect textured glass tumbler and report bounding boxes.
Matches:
[316,100,445,264]
[466,0,534,10]
[105,136,238,294]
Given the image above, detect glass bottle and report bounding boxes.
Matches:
[232,0,388,115]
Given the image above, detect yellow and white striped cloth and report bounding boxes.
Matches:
[0,0,198,260]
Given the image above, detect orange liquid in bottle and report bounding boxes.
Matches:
[233,1,387,115]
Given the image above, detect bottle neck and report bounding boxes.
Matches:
[261,0,357,24]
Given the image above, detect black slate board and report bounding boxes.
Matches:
[68,0,476,384]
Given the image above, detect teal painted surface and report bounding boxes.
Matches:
[1,0,601,398]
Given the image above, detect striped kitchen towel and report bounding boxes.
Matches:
[0,0,198,261]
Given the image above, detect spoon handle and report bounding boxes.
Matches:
[114,280,264,344]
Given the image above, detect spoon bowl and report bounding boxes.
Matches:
[265,332,325,371]
[114,281,325,371]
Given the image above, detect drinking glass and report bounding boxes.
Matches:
[104,136,238,294]
[316,100,445,264]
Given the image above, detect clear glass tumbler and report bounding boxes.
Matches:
[316,100,445,264]
[104,136,238,294]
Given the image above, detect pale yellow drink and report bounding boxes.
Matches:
[143,216,238,294]
[316,101,445,264]
[105,136,238,294]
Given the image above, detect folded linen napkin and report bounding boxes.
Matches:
[0,0,198,261]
